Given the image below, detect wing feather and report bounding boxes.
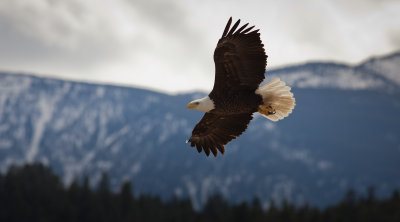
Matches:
[195,144,202,153]
[221,17,232,38]
[212,18,267,95]
[234,23,249,35]
[242,25,255,34]
[188,113,253,157]
[227,19,241,36]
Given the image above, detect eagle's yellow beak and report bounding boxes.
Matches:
[187,102,196,110]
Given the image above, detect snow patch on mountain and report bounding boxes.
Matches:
[267,51,400,91]
[268,65,386,90]
[361,52,400,85]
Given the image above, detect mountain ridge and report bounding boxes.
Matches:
[3,50,399,95]
[267,50,400,92]
[0,52,399,209]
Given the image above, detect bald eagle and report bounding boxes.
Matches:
[187,17,295,157]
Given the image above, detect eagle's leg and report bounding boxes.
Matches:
[258,104,276,115]
[266,105,276,115]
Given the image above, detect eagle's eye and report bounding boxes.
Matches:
[194,102,200,105]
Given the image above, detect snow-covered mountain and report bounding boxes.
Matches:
[0,51,399,208]
[268,51,400,92]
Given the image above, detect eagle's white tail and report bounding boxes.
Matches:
[256,78,295,122]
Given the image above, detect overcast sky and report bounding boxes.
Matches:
[0,0,399,93]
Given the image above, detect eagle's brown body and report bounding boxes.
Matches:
[209,90,262,115]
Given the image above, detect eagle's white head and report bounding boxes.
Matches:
[187,96,215,112]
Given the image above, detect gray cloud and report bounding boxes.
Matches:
[0,0,213,91]
[388,29,400,49]
[125,0,211,71]
[0,0,399,93]
[0,1,133,73]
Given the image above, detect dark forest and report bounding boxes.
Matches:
[0,164,399,222]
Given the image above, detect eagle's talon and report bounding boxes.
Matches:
[266,105,276,115]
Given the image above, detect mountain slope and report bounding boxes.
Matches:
[268,51,400,92]
[0,52,399,208]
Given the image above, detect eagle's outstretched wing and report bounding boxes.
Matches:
[211,17,267,96]
[188,112,253,157]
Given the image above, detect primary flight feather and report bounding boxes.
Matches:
[187,17,295,157]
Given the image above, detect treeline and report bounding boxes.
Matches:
[0,164,399,222]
